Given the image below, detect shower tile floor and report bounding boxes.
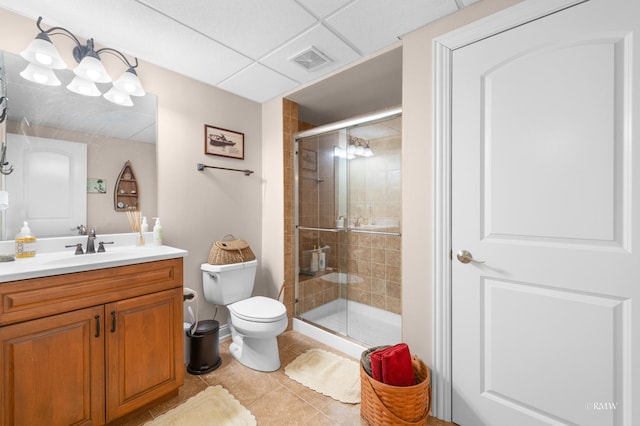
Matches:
[121,330,453,425]
[300,299,401,347]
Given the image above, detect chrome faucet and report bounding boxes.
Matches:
[86,229,96,254]
[355,216,365,227]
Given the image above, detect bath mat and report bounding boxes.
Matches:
[144,385,256,425]
[284,348,360,404]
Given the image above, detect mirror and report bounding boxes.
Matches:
[0,51,157,240]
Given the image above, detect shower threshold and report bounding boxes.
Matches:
[297,299,401,355]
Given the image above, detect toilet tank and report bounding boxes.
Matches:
[201,259,257,305]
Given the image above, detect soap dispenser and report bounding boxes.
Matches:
[141,217,149,232]
[15,221,37,258]
[153,218,163,246]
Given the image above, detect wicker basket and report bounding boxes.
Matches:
[207,234,256,265]
[360,355,432,426]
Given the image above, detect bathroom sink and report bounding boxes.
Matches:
[43,250,138,266]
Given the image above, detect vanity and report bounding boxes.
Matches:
[0,234,187,425]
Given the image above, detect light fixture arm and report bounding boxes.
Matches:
[34,16,139,69]
[95,47,139,71]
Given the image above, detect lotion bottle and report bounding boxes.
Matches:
[15,221,37,258]
[310,245,319,272]
[153,218,163,245]
[141,217,149,232]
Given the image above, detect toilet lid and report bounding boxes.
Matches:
[228,296,287,323]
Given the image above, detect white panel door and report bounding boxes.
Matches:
[5,134,87,238]
[452,0,637,425]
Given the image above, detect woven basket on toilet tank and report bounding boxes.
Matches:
[208,234,256,265]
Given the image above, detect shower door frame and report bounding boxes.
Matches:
[293,106,402,341]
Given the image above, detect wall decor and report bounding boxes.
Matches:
[204,124,244,160]
[87,178,107,193]
[301,149,317,171]
[114,161,139,211]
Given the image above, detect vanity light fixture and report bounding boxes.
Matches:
[20,16,145,106]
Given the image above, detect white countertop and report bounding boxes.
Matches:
[0,232,188,282]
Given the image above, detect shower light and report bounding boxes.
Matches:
[347,136,374,158]
[20,16,145,106]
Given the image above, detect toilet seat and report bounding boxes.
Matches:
[228,296,287,323]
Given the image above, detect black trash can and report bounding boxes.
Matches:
[186,319,221,375]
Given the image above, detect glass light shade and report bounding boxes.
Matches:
[20,33,67,69]
[362,147,374,157]
[104,87,133,106]
[20,63,61,86]
[67,76,101,96]
[355,145,365,156]
[74,54,111,83]
[113,69,145,96]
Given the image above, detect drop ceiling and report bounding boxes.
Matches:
[0,0,478,123]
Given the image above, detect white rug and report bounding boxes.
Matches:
[144,385,256,425]
[284,348,360,404]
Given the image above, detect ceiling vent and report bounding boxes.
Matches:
[290,46,332,71]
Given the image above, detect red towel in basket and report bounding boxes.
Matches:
[370,343,415,386]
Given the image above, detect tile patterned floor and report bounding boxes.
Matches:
[121,330,456,425]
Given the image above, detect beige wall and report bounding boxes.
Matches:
[0,8,263,324]
[402,0,522,364]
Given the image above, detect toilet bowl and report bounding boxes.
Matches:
[201,260,288,372]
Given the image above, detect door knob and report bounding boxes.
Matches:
[457,250,485,264]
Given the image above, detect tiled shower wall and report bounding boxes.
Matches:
[295,122,402,316]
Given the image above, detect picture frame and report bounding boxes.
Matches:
[87,178,107,194]
[204,124,245,160]
[301,149,317,171]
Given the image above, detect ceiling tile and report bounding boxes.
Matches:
[218,63,299,103]
[138,0,318,60]
[327,0,459,54]
[261,24,360,84]
[4,0,253,86]
[295,0,354,18]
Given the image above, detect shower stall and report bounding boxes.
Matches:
[294,107,402,348]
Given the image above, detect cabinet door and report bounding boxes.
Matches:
[0,306,105,426]
[105,288,183,421]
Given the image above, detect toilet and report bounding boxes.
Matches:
[201,259,287,372]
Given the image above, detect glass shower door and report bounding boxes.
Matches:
[296,129,349,335]
[295,109,402,347]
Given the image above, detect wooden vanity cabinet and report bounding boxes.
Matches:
[0,306,105,426]
[0,258,184,426]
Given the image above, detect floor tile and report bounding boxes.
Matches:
[124,330,457,426]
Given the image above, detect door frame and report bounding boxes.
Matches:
[431,0,586,420]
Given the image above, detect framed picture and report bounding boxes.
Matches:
[204,124,244,160]
[87,178,107,194]
[301,149,317,171]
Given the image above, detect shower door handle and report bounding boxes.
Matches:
[456,250,485,264]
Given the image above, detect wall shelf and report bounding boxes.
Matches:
[114,161,139,211]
